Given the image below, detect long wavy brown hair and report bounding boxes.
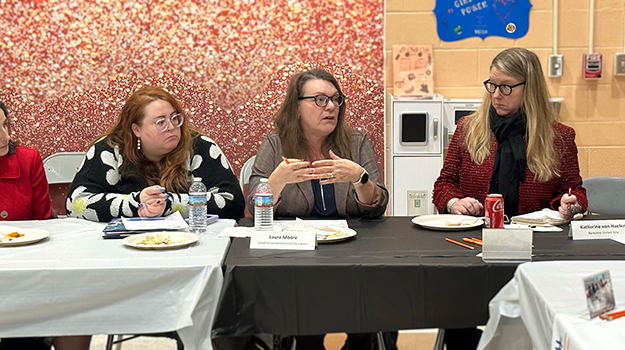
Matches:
[466,48,558,182]
[274,69,353,160]
[97,86,196,192]
[0,100,20,156]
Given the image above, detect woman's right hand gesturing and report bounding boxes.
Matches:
[267,158,312,196]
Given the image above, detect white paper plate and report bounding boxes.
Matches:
[411,214,484,231]
[123,231,199,250]
[315,227,357,243]
[0,226,50,247]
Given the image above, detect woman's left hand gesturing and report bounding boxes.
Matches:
[311,150,363,185]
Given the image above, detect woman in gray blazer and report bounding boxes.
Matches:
[248,69,388,219]
[248,69,394,350]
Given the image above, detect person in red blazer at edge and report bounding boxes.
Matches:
[0,100,91,350]
[432,48,588,350]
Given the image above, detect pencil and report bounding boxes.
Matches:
[282,156,291,164]
[446,237,474,250]
[463,237,482,246]
[471,237,482,243]
[600,309,625,321]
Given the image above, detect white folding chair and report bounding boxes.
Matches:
[42,152,85,216]
[43,152,85,185]
[239,155,256,190]
[582,176,625,215]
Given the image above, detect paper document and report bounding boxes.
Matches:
[122,211,189,231]
[510,208,568,227]
[274,219,349,230]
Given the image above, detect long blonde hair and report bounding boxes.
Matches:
[466,48,558,182]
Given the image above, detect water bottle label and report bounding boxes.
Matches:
[254,195,273,207]
[189,193,206,205]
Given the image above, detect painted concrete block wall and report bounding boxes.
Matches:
[385,0,625,181]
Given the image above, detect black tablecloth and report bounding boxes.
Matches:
[211,216,625,347]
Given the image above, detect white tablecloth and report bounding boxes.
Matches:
[0,218,234,350]
[478,261,625,350]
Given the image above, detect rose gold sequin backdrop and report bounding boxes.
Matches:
[0,0,384,176]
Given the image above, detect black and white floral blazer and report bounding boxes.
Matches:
[66,134,245,222]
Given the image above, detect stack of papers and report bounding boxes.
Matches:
[102,211,189,239]
[510,208,568,227]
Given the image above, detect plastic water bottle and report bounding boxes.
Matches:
[188,177,207,232]
[254,178,273,231]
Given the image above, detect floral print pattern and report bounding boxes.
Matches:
[66,134,245,222]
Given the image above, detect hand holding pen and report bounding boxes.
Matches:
[276,156,312,184]
[265,157,312,196]
[559,187,580,219]
[138,185,168,218]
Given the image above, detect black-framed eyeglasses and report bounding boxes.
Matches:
[298,94,345,107]
[483,80,526,96]
[152,112,184,132]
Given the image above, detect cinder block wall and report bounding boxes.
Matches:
[385,0,625,182]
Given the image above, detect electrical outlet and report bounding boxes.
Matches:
[548,54,563,77]
[406,190,428,216]
[615,53,625,76]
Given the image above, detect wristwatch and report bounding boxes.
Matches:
[352,168,369,185]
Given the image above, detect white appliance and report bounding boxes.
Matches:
[441,97,564,148]
[442,98,482,148]
[389,95,443,216]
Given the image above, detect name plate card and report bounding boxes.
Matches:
[482,228,532,263]
[571,220,625,240]
[249,230,316,250]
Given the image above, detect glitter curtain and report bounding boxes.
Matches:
[0,0,384,176]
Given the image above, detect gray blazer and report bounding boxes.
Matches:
[247,133,388,218]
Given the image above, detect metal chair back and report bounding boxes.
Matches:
[43,152,85,184]
[582,176,625,215]
[42,152,85,216]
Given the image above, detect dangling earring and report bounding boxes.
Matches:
[137,138,141,150]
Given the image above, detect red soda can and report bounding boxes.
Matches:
[485,194,505,228]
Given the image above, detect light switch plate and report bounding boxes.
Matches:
[548,54,563,77]
[615,53,625,76]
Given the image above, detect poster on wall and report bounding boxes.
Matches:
[433,0,532,41]
[392,45,434,97]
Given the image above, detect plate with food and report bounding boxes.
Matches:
[411,214,484,231]
[0,226,50,246]
[123,231,199,250]
[314,226,357,243]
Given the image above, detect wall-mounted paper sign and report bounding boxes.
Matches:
[433,0,532,42]
[392,45,434,96]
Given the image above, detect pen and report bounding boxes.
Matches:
[446,237,474,250]
[600,309,625,321]
[282,156,304,164]
[126,217,165,221]
[567,188,572,210]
